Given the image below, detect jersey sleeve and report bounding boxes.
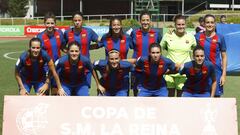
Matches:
[98,34,106,48]
[54,59,62,73]
[63,30,69,44]
[15,56,24,72]
[166,58,176,71]
[126,35,133,49]
[58,30,66,47]
[209,62,216,79]
[42,50,51,64]
[219,35,227,52]
[156,29,162,44]
[85,59,93,72]
[135,57,144,72]
[89,28,99,42]
[93,60,101,70]
[130,30,136,49]
[179,63,187,75]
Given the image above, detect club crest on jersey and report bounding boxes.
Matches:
[212,39,217,43]
[81,34,86,38]
[56,35,60,39]
[39,59,43,63]
[150,34,154,37]
[120,40,125,43]
[202,70,207,74]
[199,38,204,41]
[158,65,163,68]
[186,40,189,44]
[78,66,83,69]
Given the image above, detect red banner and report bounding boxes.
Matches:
[24,25,69,35]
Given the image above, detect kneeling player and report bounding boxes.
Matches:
[93,49,133,96]
[180,45,216,97]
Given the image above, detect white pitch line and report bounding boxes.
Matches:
[3,51,23,61]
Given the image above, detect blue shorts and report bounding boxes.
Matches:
[22,81,45,94]
[182,91,210,97]
[137,85,168,97]
[61,83,89,96]
[105,89,128,96]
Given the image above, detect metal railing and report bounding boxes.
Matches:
[0,13,239,26]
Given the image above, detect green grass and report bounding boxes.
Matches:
[0,39,239,133]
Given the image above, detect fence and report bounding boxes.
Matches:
[0,13,240,26]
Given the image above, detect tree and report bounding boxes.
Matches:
[8,0,29,17]
[0,0,8,14]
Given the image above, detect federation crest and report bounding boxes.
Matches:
[16,103,49,135]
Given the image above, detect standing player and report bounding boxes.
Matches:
[195,14,227,97]
[15,37,65,96]
[160,14,196,97]
[135,43,179,97]
[93,49,133,96]
[180,46,216,97]
[130,10,162,96]
[37,12,66,95]
[55,41,97,96]
[64,11,100,89]
[37,12,65,62]
[98,17,132,59]
[64,11,100,58]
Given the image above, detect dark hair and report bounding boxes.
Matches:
[44,12,56,23]
[203,14,216,22]
[148,43,161,53]
[67,41,81,50]
[173,14,185,23]
[29,37,42,48]
[106,16,124,38]
[140,9,151,20]
[220,15,226,19]
[198,17,204,23]
[72,11,84,19]
[193,45,205,56]
[108,49,120,55]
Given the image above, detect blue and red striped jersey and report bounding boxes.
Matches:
[98,34,132,59]
[93,60,133,91]
[64,27,99,58]
[37,29,65,61]
[180,60,216,94]
[16,50,51,83]
[131,28,162,58]
[135,56,175,90]
[55,55,93,86]
[195,32,226,71]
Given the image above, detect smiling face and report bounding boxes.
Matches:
[108,52,120,69]
[140,14,151,31]
[44,18,55,33]
[194,49,205,65]
[111,19,121,34]
[30,41,41,58]
[68,44,80,61]
[175,18,186,35]
[204,16,216,33]
[73,14,83,28]
[150,46,161,63]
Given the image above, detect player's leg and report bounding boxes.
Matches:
[175,77,186,97]
[194,92,210,97]
[153,87,168,97]
[181,91,194,97]
[75,84,89,96]
[137,86,153,97]
[61,83,71,96]
[115,89,128,96]
[20,82,32,95]
[214,70,223,97]
[34,81,48,95]
[165,75,176,97]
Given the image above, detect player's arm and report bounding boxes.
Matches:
[220,52,227,86]
[89,43,100,50]
[210,75,217,98]
[48,60,66,96]
[37,77,50,96]
[15,68,28,95]
[92,69,106,95]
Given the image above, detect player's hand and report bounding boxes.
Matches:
[57,88,67,96]
[19,88,29,96]
[97,84,106,95]
[220,75,226,86]
[38,83,49,96]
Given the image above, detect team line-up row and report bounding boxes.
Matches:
[15,10,227,97]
